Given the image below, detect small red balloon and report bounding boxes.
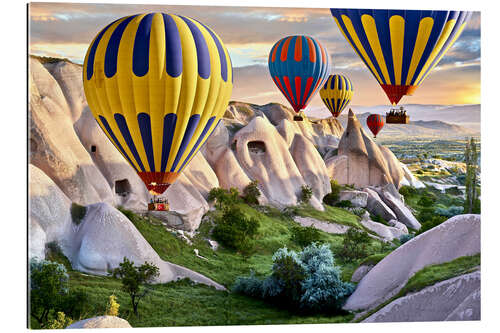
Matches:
[367,114,385,138]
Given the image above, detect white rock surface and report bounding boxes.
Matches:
[377,187,421,230]
[360,215,407,241]
[363,187,397,221]
[293,216,349,234]
[66,316,132,329]
[69,202,224,289]
[387,219,409,234]
[400,163,425,189]
[183,152,219,199]
[363,271,480,322]
[343,214,480,311]
[351,265,374,283]
[339,190,368,207]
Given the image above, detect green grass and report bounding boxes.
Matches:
[354,254,480,322]
[357,252,391,267]
[295,205,361,228]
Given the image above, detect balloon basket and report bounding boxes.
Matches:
[293,115,304,121]
[148,203,169,211]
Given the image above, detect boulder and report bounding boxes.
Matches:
[360,215,407,241]
[68,202,224,289]
[363,187,397,221]
[343,214,480,311]
[388,219,409,234]
[363,271,480,322]
[336,110,404,188]
[29,164,72,259]
[377,187,421,230]
[29,57,115,206]
[351,265,374,283]
[232,116,322,209]
[400,162,425,189]
[339,190,368,207]
[66,316,132,329]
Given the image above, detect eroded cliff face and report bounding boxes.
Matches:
[29,56,408,231]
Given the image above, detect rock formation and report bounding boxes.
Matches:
[363,271,480,322]
[344,214,480,311]
[66,316,132,329]
[331,109,404,188]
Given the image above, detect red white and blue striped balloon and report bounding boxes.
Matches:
[268,35,330,114]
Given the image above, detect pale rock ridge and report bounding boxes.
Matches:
[66,316,132,329]
[29,57,115,206]
[183,152,220,199]
[363,271,480,322]
[343,214,480,311]
[335,109,404,188]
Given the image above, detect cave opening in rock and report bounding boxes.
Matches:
[91,145,97,153]
[248,141,266,154]
[115,179,131,197]
[231,140,237,151]
[30,138,38,153]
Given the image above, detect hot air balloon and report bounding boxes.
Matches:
[320,74,353,118]
[330,9,472,105]
[268,35,330,121]
[83,13,233,201]
[366,114,384,138]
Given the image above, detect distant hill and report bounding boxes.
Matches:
[337,112,478,139]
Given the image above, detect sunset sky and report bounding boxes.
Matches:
[29,2,481,117]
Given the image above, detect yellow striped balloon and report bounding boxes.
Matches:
[83,13,233,195]
[319,74,353,118]
[330,9,471,105]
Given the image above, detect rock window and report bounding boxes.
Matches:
[247,141,266,154]
[91,145,97,153]
[115,179,131,197]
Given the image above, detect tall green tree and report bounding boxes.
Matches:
[464,137,480,214]
[110,257,159,315]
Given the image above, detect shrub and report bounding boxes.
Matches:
[29,259,69,325]
[371,214,388,225]
[211,207,260,254]
[435,205,464,217]
[418,215,448,235]
[417,195,434,207]
[233,244,354,313]
[399,234,415,245]
[445,186,462,196]
[70,203,86,225]
[45,312,73,329]
[335,200,353,208]
[109,257,160,315]
[291,225,321,247]
[323,179,342,206]
[207,187,241,210]
[417,207,436,222]
[338,228,371,261]
[300,185,313,204]
[105,295,120,317]
[349,207,366,217]
[399,185,417,199]
[242,180,261,205]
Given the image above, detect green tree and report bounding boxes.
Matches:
[110,257,160,315]
[208,187,241,210]
[338,228,371,261]
[464,137,480,214]
[299,185,313,205]
[323,179,342,206]
[29,259,69,326]
[242,180,261,205]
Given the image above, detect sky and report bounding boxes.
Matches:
[29,2,481,117]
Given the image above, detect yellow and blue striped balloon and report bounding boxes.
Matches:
[319,74,353,118]
[330,9,472,105]
[83,13,233,195]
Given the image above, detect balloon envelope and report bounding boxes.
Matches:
[83,13,233,195]
[330,9,472,105]
[320,74,353,118]
[366,114,385,137]
[268,35,330,114]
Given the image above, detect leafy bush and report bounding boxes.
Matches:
[418,215,448,235]
[300,185,313,204]
[371,214,388,225]
[435,205,464,217]
[445,186,462,196]
[45,312,73,329]
[109,257,160,315]
[349,207,366,217]
[212,207,260,254]
[335,200,353,208]
[207,187,241,210]
[399,185,417,199]
[338,228,371,261]
[417,195,434,207]
[399,234,415,245]
[323,179,342,206]
[233,244,354,313]
[291,225,321,247]
[70,203,86,225]
[242,180,261,205]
